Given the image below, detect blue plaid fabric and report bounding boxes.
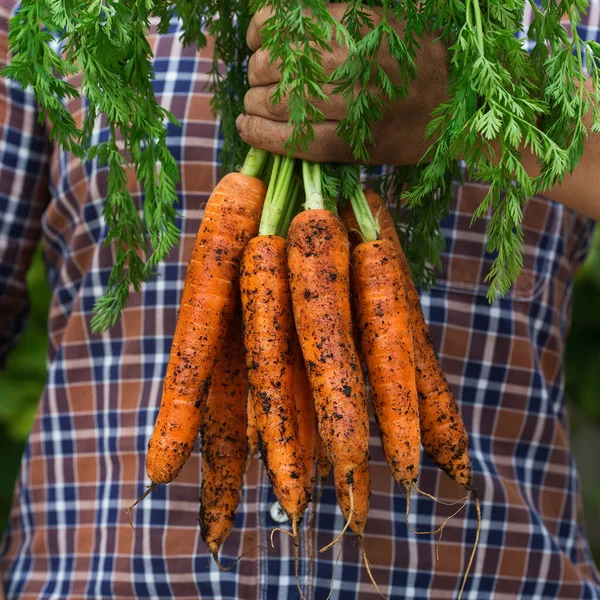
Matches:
[1,0,600,598]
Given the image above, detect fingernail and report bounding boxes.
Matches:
[236,114,244,132]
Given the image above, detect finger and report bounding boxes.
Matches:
[246,4,357,52]
[246,7,273,51]
[244,84,347,122]
[236,114,355,164]
[248,50,282,87]
[248,44,349,88]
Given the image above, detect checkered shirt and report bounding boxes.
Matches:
[1,1,600,598]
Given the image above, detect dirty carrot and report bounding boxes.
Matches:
[241,234,310,523]
[291,335,317,490]
[199,310,248,567]
[352,238,421,491]
[240,156,310,527]
[341,189,472,490]
[240,156,311,598]
[343,184,475,596]
[287,161,371,538]
[315,434,331,483]
[246,392,258,461]
[145,148,268,486]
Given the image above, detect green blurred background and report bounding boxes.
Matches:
[1,234,599,566]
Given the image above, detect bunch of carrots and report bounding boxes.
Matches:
[134,146,480,598]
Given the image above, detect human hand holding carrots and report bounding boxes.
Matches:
[237,3,449,165]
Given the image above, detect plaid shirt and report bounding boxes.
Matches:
[1,1,600,598]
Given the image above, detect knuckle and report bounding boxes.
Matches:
[322,50,339,75]
[254,7,271,26]
[266,88,287,119]
[247,53,258,86]
[236,115,249,141]
[252,49,271,79]
[243,90,252,115]
[267,99,287,119]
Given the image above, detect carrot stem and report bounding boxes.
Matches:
[277,177,302,237]
[262,154,281,218]
[349,176,379,242]
[302,161,324,210]
[262,153,276,186]
[259,155,295,235]
[240,147,269,178]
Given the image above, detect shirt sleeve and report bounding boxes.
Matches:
[0,2,52,368]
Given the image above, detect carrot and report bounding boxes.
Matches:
[199,310,248,565]
[246,392,258,461]
[287,207,371,537]
[240,234,310,525]
[292,332,327,563]
[291,336,317,489]
[146,167,267,486]
[352,239,420,491]
[341,190,472,490]
[315,433,331,482]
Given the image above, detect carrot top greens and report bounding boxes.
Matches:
[4,0,600,327]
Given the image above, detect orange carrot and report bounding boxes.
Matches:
[240,235,310,525]
[352,239,420,490]
[341,190,472,490]
[246,392,258,460]
[291,336,317,489]
[287,209,370,536]
[315,433,331,482]
[146,171,266,485]
[199,310,248,563]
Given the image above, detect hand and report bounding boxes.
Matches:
[236,4,449,165]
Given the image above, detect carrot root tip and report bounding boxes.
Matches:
[325,544,345,600]
[122,508,139,536]
[210,550,244,572]
[124,482,158,533]
[358,535,387,599]
[458,491,482,600]
[291,519,306,600]
[320,482,354,553]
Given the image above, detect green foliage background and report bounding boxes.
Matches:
[1,235,599,566]
[0,248,51,535]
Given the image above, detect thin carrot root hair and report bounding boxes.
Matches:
[292,519,306,600]
[405,484,469,561]
[457,491,482,600]
[411,482,469,507]
[124,483,158,532]
[325,544,345,600]
[210,544,261,572]
[358,535,387,599]
[405,481,471,560]
[269,520,306,600]
[320,482,354,553]
[269,526,296,549]
[211,552,242,572]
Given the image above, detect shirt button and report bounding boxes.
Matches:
[269,501,289,523]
